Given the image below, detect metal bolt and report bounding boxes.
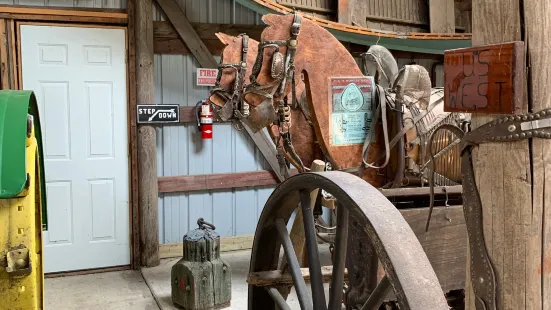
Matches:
[527,132,533,138]
[223,265,227,272]
[515,116,521,121]
[542,111,547,116]
[508,124,516,132]
[521,133,526,138]
[522,115,528,120]
[186,285,190,291]
[479,277,484,284]
[508,135,513,139]
[536,114,541,119]
[514,134,519,139]
[202,276,207,282]
[546,133,551,138]
[529,115,534,120]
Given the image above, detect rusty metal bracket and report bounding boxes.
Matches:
[459,108,551,310]
[5,244,32,278]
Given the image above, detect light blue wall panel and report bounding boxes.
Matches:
[154,0,274,244]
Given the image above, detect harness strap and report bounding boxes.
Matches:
[369,95,444,165]
[362,85,391,169]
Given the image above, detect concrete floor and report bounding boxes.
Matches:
[45,269,158,310]
[45,248,330,309]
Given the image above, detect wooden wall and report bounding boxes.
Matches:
[277,0,336,20]
[277,0,472,33]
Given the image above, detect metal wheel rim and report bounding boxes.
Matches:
[248,171,449,310]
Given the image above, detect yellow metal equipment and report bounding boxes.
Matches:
[0,90,46,310]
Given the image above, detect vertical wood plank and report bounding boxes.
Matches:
[8,20,16,90]
[127,0,141,270]
[0,19,8,90]
[466,0,542,309]
[337,0,349,24]
[429,0,454,33]
[523,0,551,308]
[136,0,160,267]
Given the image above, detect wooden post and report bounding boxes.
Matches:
[337,0,350,25]
[429,0,455,33]
[135,0,159,267]
[465,0,546,308]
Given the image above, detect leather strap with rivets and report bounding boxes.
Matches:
[459,108,551,310]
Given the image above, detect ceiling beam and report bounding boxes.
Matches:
[154,0,217,67]
[153,21,265,55]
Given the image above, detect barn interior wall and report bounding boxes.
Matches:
[3,0,447,245]
[0,0,125,8]
[152,0,274,244]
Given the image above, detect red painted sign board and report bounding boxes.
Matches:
[197,68,218,86]
[443,41,525,114]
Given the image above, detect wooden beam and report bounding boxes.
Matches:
[127,0,140,271]
[0,5,127,24]
[178,106,230,124]
[136,0,159,268]
[160,234,255,259]
[0,19,8,90]
[464,0,543,309]
[429,0,455,33]
[153,21,265,55]
[248,266,348,287]
[154,0,217,68]
[157,169,300,193]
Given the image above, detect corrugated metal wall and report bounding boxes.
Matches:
[152,0,274,244]
[0,0,125,7]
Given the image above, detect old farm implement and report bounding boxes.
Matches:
[207,11,470,310]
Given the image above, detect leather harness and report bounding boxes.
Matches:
[242,12,308,175]
[426,109,551,310]
[211,34,250,127]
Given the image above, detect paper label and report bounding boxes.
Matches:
[329,77,375,146]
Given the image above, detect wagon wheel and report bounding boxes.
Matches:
[247,171,448,310]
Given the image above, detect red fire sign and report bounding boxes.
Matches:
[197,68,218,86]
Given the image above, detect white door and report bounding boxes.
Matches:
[20,25,130,273]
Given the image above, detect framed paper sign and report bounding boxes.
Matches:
[328,76,375,146]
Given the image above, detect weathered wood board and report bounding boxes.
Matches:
[444,41,524,114]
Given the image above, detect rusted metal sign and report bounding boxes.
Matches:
[444,41,524,114]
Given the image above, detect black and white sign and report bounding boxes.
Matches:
[137,105,180,124]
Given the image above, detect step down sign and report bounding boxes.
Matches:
[137,105,180,124]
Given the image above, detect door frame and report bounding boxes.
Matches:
[14,15,139,273]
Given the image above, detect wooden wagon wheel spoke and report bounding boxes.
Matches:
[275,218,312,310]
[328,203,348,310]
[248,171,449,310]
[359,276,392,310]
[299,189,327,310]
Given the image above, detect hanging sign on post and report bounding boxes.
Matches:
[443,41,525,114]
[197,68,218,86]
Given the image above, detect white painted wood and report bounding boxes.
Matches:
[20,25,129,273]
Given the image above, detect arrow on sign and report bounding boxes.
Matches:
[148,109,177,121]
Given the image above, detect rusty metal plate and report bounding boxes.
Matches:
[443,41,524,114]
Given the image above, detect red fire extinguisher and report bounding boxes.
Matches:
[197,100,213,140]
